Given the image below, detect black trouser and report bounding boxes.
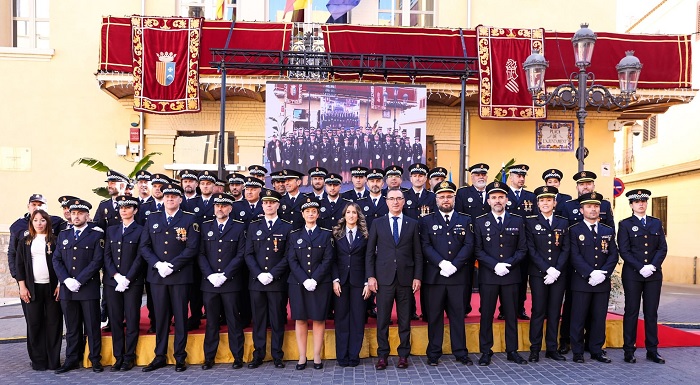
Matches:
[203,291,244,361]
[570,290,609,355]
[334,283,366,364]
[105,284,142,362]
[145,283,156,328]
[25,283,63,370]
[239,268,252,326]
[529,274,566,352]
[61,298,102,364]
[376,278,412,358]
[189,268,203,324]
[479,283,519,353]
[424,284,467,359]
[517,259,529,314]
[151,283,189,362]
[250,290,287,361]
[623,278,662,354]
[464,263,476,315]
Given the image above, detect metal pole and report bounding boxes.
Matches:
[459,76,467,185]
[576,68,588,172]
[218,67,227,179]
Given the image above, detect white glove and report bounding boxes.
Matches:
[155,262,174,278]
[546,267,561,280]
[543,275,556,285]
[303,279,316,292]
[64,278,81,292]
[494,263,511,277]
[438,260,457,277]
[588,270,606,286]
[262,273,274,285]
[207,274,220,286]
[639,264,656,278]
[114,273,127,287]
[115,276,130,292]
[215,273,227,287]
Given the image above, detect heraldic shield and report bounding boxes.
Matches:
[156,52,176,86]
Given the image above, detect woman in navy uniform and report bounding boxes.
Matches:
[103,196,145,372]
[15,210,62,371]
[287,197,335,370]
[332,202,370,367]
[618,189,668,364]
[525,186,569,362]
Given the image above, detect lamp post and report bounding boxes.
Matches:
[522,23,643,172]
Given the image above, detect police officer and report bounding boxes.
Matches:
[308,166,329,200]
[270,170,288,195]
[403,163,436,220]
[412,137,423,164]
[233,176,265,223]
[135,170,154,205]
[318,173,351,230]
[214,177,227,195]
[226,173,246,201]
[52,199,104,373]
[94,169,129,231]
[245,189,292,369]
[358,168,389,231]
[248,165,268,182]
[542,169,572,217]
[178,170,200,212]
[474,182,527,366]
[525,186,569,362]
[382,165,404,195]
[140,183,200,372]
[103,195,145,372]
[57,195,80,231]
[199,193,248,370]
[618,189,667,364]
[420,181,474,366]
[278,169,307,230]
[341,166,370,201]
[428,167,447,190]
[568,192,618,364]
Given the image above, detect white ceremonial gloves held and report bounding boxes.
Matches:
[543,275,556,285]
[64,278,81,292]
[639,264,656,278]
[438,260,457,277]
[588,270,607,286]
[155,261,174,278]
[494,263,511,277]
[258,272,274,285]
[546,267,561,280]
[303,278,317,292]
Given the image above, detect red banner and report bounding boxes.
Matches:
[477,26,546,120]
[370,85,385,110]
[285,83,303,104]
[132,16,203,114]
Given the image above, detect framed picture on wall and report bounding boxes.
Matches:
[535,120,574,151]
[382,109,392,119]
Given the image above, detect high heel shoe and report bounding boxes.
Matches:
[295,360,307,370]
[313,361,323,370]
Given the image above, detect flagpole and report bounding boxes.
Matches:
[218,65,227,179]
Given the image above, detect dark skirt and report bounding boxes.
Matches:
[288,282,332,321]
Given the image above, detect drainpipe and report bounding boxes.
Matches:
[139,0,146,158]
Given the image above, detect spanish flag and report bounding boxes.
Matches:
[215,0,225,20]
[284,0,308,22]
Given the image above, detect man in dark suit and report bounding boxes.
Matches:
[341,166,370,201]
[474,182,528,366]
[199,193,248,370]
[568,192,618,364]
[618,189,668,364]
[278,169,307,230]
[366,188,423,370]
[542,169,572,217]
[420,181,474,366]
[139,184,200,372]
[525,186,569,363]
[245,189,291,369]
[52,199,104,373]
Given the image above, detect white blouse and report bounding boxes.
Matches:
[30,234,50,284]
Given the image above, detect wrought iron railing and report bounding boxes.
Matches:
[288,23,328,80]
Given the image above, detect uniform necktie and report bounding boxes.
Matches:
[291,197,296,205]
[308,229,313,237]
[548,217,552,227]
[218,223,224,234]
[348,229,354,245]
[330,201,335,209]
[496,216,503,231]
[392,216,400,245]
[113,201,118,210]
[156,203,163,211]
[444,214,450,225]
[250,204,255,211]
[641,217,646,227]
[203,199,209,207]
[590,224,597,237]
[416,191,421,200]
[479,191,484,203]
[514,190,521,201]
[122,226,126,235]
[357,192,362,199]
[167,216,173,225]
[373,198,378,206]
[74,230,81,240]
[268,220,273,230]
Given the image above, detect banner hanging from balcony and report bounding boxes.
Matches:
[131,16,203,114]
[477,26,546,120]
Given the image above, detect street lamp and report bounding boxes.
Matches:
[522,23,643,172]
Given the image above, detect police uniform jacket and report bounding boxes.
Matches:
[420,212,474,285]
[232,199,264,224]
[94,198,122,231]
[103,222,145,287]
[412,143,423,162]
[617,215,667,282]
[279,193,307,230]
[403,188,436,220]
[506,189,539,216]
[569,221,618,292]
[136,199,163,226]
[181,195,200,213]
[332,230,368,287]
[525,214,570,277]
[199,218,247,292]
[52,223,105,300]
[244,218,292,291]
[554,193,572,217]
[287,227,335,285]
[358,141,372,165]
[318,197,351,230]
[357,195,389,230]
[8,213,64,278]
[474,212,527,285]
[139,210,200,285]
[190,196,215,224]
[455,185,489,219]
[341,188,369,202]
[562,199,615,228]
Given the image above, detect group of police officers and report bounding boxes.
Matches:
[7,158,668,373]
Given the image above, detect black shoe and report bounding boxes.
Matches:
[55,362,79,374]
[367,309,377,318]
[410,313,420,321]
[187,319,201,331]
[142,357,167,372]
[92,362,104,373]
[478,351,493,366]
[573,354,585,363]
[349,360,360,367]
[558,342,570,355]
[102,323,111,333]
[427,357,439,366]
[507,351,527,365]
[337,361,349,367]
[497,313,505,320]
[147,325,156,334]
[232,360,243,369]
[624,353,637,363]
[31,362,47,371]
[545,351,567,361]
[646,352,665,364]
[247,359,263,368]
[517,311,530,320]
[120,360,135,371]
[456,356,473,366]
[201,360,214,370]
[175,361,187,372]
[313,362,323,370]
[590,353,612,363]
[274,359,285,368]
[295,360,307,370]
[528,351,539,362]
[110,358,123,372]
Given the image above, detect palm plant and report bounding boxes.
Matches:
[71,152,161,199]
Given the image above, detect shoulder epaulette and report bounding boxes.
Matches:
[599,222,613,229]
[476,213,488,219]
[456,211,470,217]
[182,210,194,215]
[250,218,262,223]
[60,227,72,232]
[356,196,368,201]
[526,215,538,219]
[231,219,244,224]
[555,215,567,220]
[202,219,214,224]
[320,227,332,232]
[341,198,352,202]
[91,226,104,233]
[100,198,110,203]
[280,219,292,224]
[457,185,470,190]
[568,223,579,230]
[565,198,578,203]
[509,213,522,218]
[647,215,658,220]
[290,228,302,233]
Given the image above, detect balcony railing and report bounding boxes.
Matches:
[289,23,328,80]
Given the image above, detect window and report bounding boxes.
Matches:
[179,0,236,21]
[12,0,50,48]
[379,0,435,27]
[696,1,700,41]
[651,196,668,234]
[643,115,658,143]
[267,0,287,21]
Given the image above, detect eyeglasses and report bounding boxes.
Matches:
[385,197,405,202]
[436,195,455,200]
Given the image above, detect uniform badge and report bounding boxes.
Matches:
[632,226,639,232]
[573,209,578,214]
[24,230,29,236]
[153,223,159,229]
[486,237,491,242]
[240,211,246,217]
[297,239,303,244]
[282,205,287,211]
[506,201,512,206]
[406,200,412,206]
[145,210,151,216]
[207,231,214,237]
[467,197,473,203]
[579,234,585,241]
[62,239,69,245]
[432,225,439,230]
[485,221,491,227]
[364,206,369,211]
[535,224,542,231]
[320,207,326,212]
[256,230,262,236]
[194,207,200,213]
